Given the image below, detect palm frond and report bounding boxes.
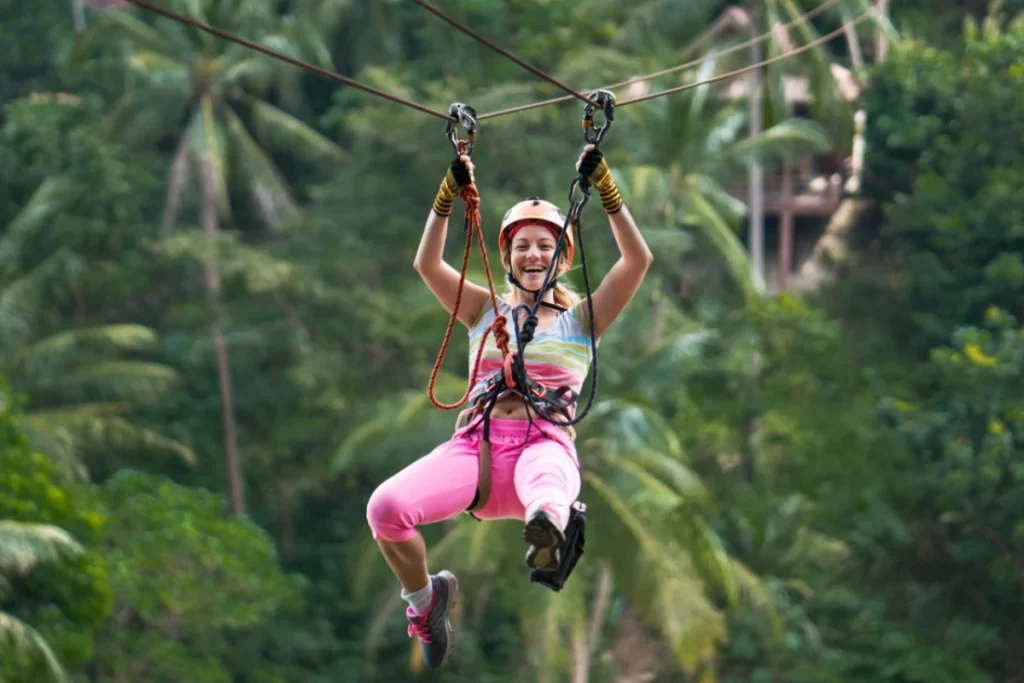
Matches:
[684,190,765,303]
[74,8,182,62]
[7,324,158,365]
[19,413,197,467]
[194,96,232,219]
[584,472,727,675]
[0,521,82,577]
[221,107,296,228]
[0,251,87,351]
[0,177,77,270]
[721,118,833,170]
[103,91,189,147]
[687,173,749,228]
[34,361,181,405]
[330,376,465,475]
[245,96,346,163]
[0,611,68,683]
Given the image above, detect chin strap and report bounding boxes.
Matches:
[506,271,567,313]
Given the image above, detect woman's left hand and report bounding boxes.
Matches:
[575,144,604,178]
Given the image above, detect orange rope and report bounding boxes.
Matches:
[427,142,510,410]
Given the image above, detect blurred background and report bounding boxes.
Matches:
[2,0,1024,681]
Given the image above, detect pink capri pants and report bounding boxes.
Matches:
[367,417,581,542]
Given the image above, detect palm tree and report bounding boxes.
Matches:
[0,249,196,479]
[77,0,347,515]
[618,54,833,305]
[0,520,83,683]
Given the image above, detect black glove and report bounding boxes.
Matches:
[575,145,621,214]
[433,155,474,216]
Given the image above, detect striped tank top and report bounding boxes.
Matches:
[466,297,596,413]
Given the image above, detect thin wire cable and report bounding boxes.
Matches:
[476,0,842,121]
[124,0,455,122]
[619,7,875,107]
[409,0,600,109]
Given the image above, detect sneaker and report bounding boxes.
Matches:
[523,508,565,571]
[406,570,458,668]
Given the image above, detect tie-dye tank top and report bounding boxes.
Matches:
[466,297,596,413]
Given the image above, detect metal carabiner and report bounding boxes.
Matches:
[566,177,591,224]
[582,89,616,146]
[445,102,478,156]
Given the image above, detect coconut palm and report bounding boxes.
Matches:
[0,248,195,479]
[0,520,83,683]
[76,0,347,514]
[618,55,833,305]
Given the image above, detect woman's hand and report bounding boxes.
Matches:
[575,144,621,214]
[433,154,475,217]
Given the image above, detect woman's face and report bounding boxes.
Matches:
[507,223,563,290]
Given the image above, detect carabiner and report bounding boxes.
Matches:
[566,177,591,224]
[582,89,615,146]
[445,103,478,156]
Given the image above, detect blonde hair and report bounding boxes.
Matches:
[500,249,582,310]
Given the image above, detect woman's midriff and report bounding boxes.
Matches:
[462,392,576,441]
[488,393,535,420]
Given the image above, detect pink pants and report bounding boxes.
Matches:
[366,417,581,543]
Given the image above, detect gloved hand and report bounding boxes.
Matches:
[433,154,475,217]
[575,144,622,214]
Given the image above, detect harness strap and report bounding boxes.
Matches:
[457,372,579,519]
[466,439,492,515]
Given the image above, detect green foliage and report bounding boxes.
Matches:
[856,12,1024,356]
[4,1,1022,682]
[0,375,112,682]
[875,308,1024,680]
[88,470,307,681]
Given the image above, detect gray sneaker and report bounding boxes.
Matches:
[524,509,565,570]
[405,570,458,667]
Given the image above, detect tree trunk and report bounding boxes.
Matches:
[70,0,85,32]
[779,157,794,291]
[747,11,765,285]
[572,561,614,683]
[199,157,245,516]
[277,482,294,565]
[790,197,872,292]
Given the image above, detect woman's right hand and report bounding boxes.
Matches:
[449,154,474,189]
[433,154,475,217]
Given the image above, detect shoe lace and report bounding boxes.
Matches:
[407,614,433,644]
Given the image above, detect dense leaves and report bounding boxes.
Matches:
[1,1,1022,682]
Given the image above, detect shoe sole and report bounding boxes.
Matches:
[523,512,564,570]
[436,570,458,666]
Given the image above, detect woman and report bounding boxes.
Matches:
[366,144,652,668]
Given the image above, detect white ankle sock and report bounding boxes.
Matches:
[402,579,434,615]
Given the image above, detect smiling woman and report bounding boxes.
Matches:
[367,142,653,669]
[498,197,580,313]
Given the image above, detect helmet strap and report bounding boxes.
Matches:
[507,272,566,313]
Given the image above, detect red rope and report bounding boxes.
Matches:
[427,143,510,410]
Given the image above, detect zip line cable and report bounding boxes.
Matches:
[120,0,873,125]
[124,0,456,122]
[409,0,600,110]
[475,0,842,120]
[618,5,875,107]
